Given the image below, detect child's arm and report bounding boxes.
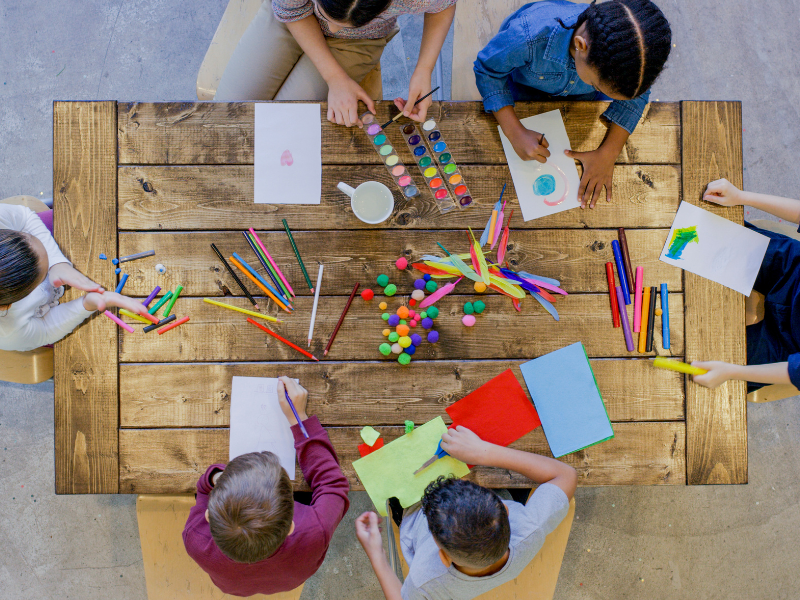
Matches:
[355,512,403,600]
[441,426,578,500]
[691,361,793,389]
[703,179,800,224]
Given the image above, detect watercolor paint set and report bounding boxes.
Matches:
[400,122,456,214]
[361,112,420,198]
[420,119,473,209]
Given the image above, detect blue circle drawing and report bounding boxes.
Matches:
[533,174,556,196]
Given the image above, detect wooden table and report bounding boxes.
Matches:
[53,101,747,494]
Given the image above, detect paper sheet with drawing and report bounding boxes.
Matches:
[229,376,296,480]
[498,109,581,221]
[254,103,321,204]
[659,202,769,296]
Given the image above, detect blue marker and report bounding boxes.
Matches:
[661,283,670,349]
[114,273,128,294]
[611,240,631,305]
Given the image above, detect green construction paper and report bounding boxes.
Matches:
[360,426,381,447]
[352,417,470,516]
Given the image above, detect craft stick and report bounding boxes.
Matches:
[144,314,176,333]
[380,86,440,128]
[211,243,259,310]
[611,240,630,305]
[646,286,657,352]
[653,357,707,376]
[229,255,292,313]
[142,286,161,308]
[163,285,183,318]
[249,228,295,298]
[247,318,319,361]
[618,228,634,292]
[232,252,291,310]
[282,219,314,292]
[114,273,129,294]
[308,263,324,346]
[605,262,620,328]
[148,291,172,315]
[324,282,359,357]
[633,266,644,332]
[638,286,650,353]
[119,308,159,324]
[284,387,309,438]
[157,315,190,335]
[118,249,155,263]
[243,231,290,303]
[661,283,670,350]
[203,298,281,322]
[103,310,135,333]
[616,286,634,351]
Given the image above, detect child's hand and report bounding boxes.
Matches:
[327,74,375,128]
[703,178,743,207]
[691,361,737,388]
[564,147,616,208]
[396,68,433,123]
[440,426,494,466]
[277,376,308,425]
[49,263,104,293]
[508,127,551,163]
[82,291,149,314]
[355,511,384,558]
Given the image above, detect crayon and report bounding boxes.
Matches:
[638,286,650,353]
[103,310,134,333]
[616,286,634,351]
[142,286,161,308]
[119,250,155,263]
[144,314,176,333]
[163,285,183,318]
[653,358,707,376]
[157,315,190,334]
[646,286,657,352]
[119,308,158,324]
[148,291,172,315]
[633,266,643,332]
[611,240,630,305]
[605,262,620,327]
[115,273,129,294]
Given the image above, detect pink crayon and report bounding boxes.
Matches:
[616,286,634,351]
[633,266,644,332]
[104,310,135,333]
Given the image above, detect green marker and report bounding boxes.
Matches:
[148,291,172,315]
[163,285,183,317]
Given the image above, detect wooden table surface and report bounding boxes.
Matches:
[52,101,747,494]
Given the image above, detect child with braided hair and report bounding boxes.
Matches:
[474,0,672,208]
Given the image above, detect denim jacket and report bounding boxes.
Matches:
[473,0,649,134]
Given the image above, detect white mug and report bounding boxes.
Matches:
[337,181,394,224]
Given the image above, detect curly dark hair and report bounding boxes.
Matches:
[0,230,41,306]
[316,0,393,28]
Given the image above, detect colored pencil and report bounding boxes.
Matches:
[119,308,159,324]
[633,266,644,332]
[282,219,314,292]
[646,286,657,352]
[653,357,707,376]
[243,231,290,303]
[605,262,620,328]
[144,314,176,333]
[618,228,634,292]
[308,263,324,346]
[203,298,281,322]
[638,286,650,353]
[103,310,135,333]
[249,228,295,298]
[163,285,183,318]
[115,273,129,294]
[324,282,359,357]
[157,315,190,335]
[232,252,291,310]
[210,243,259,310]
[284,387,309,438]
[380,86,440,129]
[611,240,630,305]
[148,291,172,315]
[661,283,670,349]
[247,318,319,361]
[142,286,161,308]
[119,249,155,263]
[229,255,292,313]
[616,286,634,351]
[248,231,292,301]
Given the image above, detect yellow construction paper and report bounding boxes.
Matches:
[360,426,381,447]
[352,417,470,516]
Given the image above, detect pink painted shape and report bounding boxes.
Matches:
[280,149,294,166]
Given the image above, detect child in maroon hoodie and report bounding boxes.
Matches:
[182,376,350,596]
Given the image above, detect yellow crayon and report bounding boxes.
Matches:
[119,309,151,324]
[653,357,708,376]
[203,298,281,323]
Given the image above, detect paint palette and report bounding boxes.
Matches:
[361,113,420,198]
[400,122,455,214]
[420,119,473,209]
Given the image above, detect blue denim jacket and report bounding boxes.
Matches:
[474,0,649,134]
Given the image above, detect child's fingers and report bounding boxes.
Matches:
[357,89,376,116]
[327,106,335,123]
[589,182,602,209]
[404,91,421,116]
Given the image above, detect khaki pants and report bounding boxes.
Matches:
[214,1,397,101]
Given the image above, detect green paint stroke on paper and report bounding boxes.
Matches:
[667,226,699,259]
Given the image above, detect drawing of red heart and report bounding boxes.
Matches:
[280,150,294,166]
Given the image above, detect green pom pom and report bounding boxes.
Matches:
[388,332,399,342]
[425,280,438,292]
[398,353,411,365]
[399,319,407,325]
[463,302,474,315]
[420,311,428,319]
[427,306,439,319]
[384,283,397,296]
[382,312,390,321]
[379,343,392,356]
[473,300,486,314]
[377,274,389,287]
[404,420,415,433]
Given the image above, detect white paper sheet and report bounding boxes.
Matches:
[229,376,296,479]
[498,109,581,221]
[254,103,321,204]
[659,202,769,296]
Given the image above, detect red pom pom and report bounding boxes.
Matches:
[409,298,417,307]
[395,257,408,270]
[361,289,374,301]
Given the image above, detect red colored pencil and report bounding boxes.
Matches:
[247,318,319,361]
[157,315,190,335]
[605,262,620,328]
[324,282,359,357]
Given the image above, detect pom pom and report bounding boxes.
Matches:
[384,284,397,296]
[408,310,416,319]
[473,300,486,314]
[655,308,663,316]
[398,336,412,348]
[361,289,374,301]
[423,274,432,281]
[462,315,476,326]
[420,311,428,319]
[474,281,487,293]
[410,333,422,346]
[395,257,408,270]
[396,306,409,319]
[425,280,438,292]
[398,353,411,365]
[379,343,392,356]
[396,324,410,337]
[409,320,418,328]
[377,274,389,287]
[405,344,416,356]
[426,306,439,319]
[382,328,390,337]
[427,331,439,343]
[399,319,407,325]
[388,314,400,326]
[409,298,417,307]
[382,313,390,321]
[405,420,415,433]
[379,301,388,310]
[463,302,474,315]
[388,332,400,342]
[391,343,403,354]
[421,317,434,329]
[414,279,426,290]
[411,289,425,301]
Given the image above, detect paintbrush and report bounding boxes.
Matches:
[380,86,441,129]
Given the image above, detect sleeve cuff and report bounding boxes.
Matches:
[788,354,800,390]
[293,414,323,443]
[481,90,516,114]
[197,464,226,494]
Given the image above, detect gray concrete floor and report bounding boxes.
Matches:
[1,1,799,598]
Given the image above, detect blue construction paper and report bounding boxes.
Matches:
[519,342,613,457]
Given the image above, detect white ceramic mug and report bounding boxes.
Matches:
[337,181,394,224]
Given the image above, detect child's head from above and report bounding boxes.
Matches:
[0,230,49,309]
[422,477,511,571]
[566,0,672,101]
[313,0,393,32]
[206,452,295,564]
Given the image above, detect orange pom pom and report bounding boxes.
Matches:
[396,306,410,319]
[396,324,410,337]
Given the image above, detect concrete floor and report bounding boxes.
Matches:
[1,0,799,598]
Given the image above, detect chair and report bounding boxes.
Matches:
[197,0,382,101]
[136,495,304,600]
[387,496,576,600]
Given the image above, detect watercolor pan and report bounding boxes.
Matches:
[400,122,456,214]
[420,119,474,209]
[361,113,420,198]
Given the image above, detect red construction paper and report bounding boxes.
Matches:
[446,369,540,447]
[358,438,385,458]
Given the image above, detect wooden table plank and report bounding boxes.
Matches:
[681,101,747,484]
[118,421,686,493]
[117,229,683,297]
[118,294,683,362]
[118,164,681,230]
[53,102,119,494]
[117,102,680,166]
[120,359,685,428]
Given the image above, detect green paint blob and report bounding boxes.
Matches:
[666,226,699,259]
[439,153,452,164]
[418,156,432,167]
[443,164,458,174]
